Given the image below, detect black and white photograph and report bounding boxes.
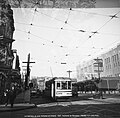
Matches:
[0,0,120,118]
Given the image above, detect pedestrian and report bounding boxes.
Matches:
[9,87,16,108]
[99,90,103,99]
[5,89,10,107]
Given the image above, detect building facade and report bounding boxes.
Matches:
[0,0,21,103]
[76,44,120,81]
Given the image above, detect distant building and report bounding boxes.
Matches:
[71,78,77,83]
[101,44,120,77]
[37,77,45,92]
[76,44,120,81]
[30,76,46,91]
[30,78,38,89]
[98,77,120,91]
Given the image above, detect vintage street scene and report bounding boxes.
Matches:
[0,0,120,118]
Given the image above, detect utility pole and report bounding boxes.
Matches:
[22,53,35,90]
[67,70,72,78]
[94,57,103,98]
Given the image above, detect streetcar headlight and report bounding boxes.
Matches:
[67,93,72,95]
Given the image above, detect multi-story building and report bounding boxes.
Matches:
[76,44,120,81]
[0,0,21,103]
[101,44,120,77]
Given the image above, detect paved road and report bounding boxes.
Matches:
[0,93,120,118]
[0,101,120,118]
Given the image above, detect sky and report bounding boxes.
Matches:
[12,7,120,78]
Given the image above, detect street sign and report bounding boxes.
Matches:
[94,58,103,61]
[93,57,103,73]
[94,69,103,72]
[93,63,98,67]
[94,62,103,67]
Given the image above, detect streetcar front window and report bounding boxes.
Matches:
[57,82,61,89]
[62,81,67,89]
[68,81,71,89]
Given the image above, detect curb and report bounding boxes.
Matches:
[0,104,37,112]
[90,97,120,104]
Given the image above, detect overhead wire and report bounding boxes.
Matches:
[15,9,120,65]
[64,9,120,64]
[35,8,87,32]
[53,8,72,45]
[14,8,68,48]
[14,7,120,39]
[35,8,120,39]
[22,5,67,48]
[27,7,38,39]
[15,21,120,37]
[35,9,119,49]
[15,28,68,48]
[75,10,120,50]
[14,7,120,62]
[70,8,120,18]
[12,7,120,77]
[88,13,120,39]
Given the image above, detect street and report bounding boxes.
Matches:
[0,93,120,118]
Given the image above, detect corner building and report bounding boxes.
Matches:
[0,0,20,103]
[76,44,120,81]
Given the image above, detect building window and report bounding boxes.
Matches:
[118,61,120,66]
[114,63,115,67]
[106,66,107,70]
[57,82,61,89]
[109,64,111,69]
[112,56,114,62]
[116,63,117,66]
[109,57,110,63]
[116,54,119,60]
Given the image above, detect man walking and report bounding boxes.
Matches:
[9,87,16,108]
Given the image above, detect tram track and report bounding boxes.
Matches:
[36,102,120,118]
[36,95,120,117]
[78,105,120,118]
[55,103,120,118]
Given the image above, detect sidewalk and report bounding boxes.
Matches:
[90,97,120,104]
[0,103,36,112]
[0,91,36,112]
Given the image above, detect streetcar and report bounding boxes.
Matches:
[44,77,72,100]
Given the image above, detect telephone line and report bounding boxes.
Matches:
[14,8,120,52]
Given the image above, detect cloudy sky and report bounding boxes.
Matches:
[12,6,120,78]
